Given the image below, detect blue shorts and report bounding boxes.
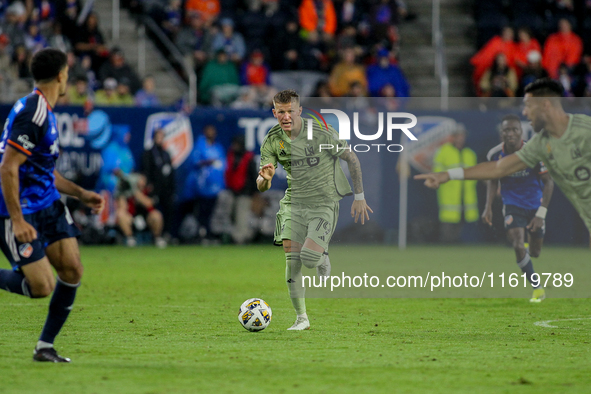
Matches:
[0,199,80,269]
[503,204,545,239]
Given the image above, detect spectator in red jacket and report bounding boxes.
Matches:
[241,49,270,86]
[542,18,583,79]
[470,27,517,91]
[223,135,257,244]
[234,49,276,108]
[299,0,337,37]
[514,27,541,71]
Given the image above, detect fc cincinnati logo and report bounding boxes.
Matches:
[19,243,33,258]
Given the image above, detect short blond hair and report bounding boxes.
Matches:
[273,89,300,107]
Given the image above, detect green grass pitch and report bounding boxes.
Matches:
[0,245,589,393]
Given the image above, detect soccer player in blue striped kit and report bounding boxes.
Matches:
[482,115,554,302]
[0,48,104,362]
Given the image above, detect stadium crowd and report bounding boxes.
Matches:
[0,0,415,247]
[472,0,591,97]
[0,0,412,107]
[0,0,161,106]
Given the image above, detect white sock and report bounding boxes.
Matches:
[297,313,308,320]
[36,340,53,350]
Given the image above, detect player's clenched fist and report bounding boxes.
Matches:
[481,207,493,226]
[414,172,450,189]
[259,163,275,180]
[12,219,37,243]
[81,190,105,215]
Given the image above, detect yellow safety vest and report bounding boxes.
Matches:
[432,143,479,223]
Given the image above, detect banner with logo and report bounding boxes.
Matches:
[0,102,587,244]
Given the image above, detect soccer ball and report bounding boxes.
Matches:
[238,298,272,332]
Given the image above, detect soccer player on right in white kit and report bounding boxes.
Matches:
[416,78,591,251]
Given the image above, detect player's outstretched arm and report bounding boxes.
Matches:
[340,150,373,224]
[257,163,275,192]
[0,146,38,242]
[54,170,105,214]
[482,180,499,226]
[527,173,555,233]
[414,153,529,189]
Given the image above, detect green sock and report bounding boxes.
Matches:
[286,252,306,315]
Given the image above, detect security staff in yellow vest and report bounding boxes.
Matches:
[432,126,479,242]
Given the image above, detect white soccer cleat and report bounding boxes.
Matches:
[316,254,331,282]
[287,317,310,331]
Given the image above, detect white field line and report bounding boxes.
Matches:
[534,317,591,328]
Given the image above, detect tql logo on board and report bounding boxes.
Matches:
[304,108,418,153]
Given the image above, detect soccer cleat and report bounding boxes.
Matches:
[33,347,71,363]
[530,288,546,303]
[316,254,331,282]
[287,317,310,331]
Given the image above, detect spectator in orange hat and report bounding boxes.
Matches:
[299,0,337,36]
[542,18,583,79]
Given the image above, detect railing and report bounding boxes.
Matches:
[142,17,197,107]
[112,0,119,42]
[110,0,196,107]
[399,0,450,250]
[432,0,449,110]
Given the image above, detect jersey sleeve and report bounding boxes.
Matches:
[486,146,499,162]
[259,135,277,170]
[8,97,47,156]
[323,124,349,157]
[515,134,543,168]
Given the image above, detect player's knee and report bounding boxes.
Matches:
[514,245,527,260]
[30,279,55,298]
[58,260,84,284]
[300,247,323,269]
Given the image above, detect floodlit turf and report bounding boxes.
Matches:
[0,245,589,394]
